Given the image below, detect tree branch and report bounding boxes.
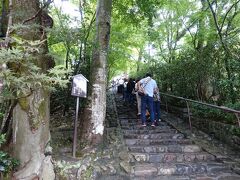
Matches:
[22,0,53,24]
[220,0,240,32]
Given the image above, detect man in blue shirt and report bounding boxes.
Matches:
[138,73,158,126]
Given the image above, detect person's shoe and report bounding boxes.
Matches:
[137,113,141,116]
[159,119,162,122]
[151,123,155,127]
[142,123,146,127]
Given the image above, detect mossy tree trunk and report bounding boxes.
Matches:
[0,0,9,37]
[9,0,54,179]
[80,0,112,145]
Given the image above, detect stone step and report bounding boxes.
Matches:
[120,123,169,128]
[124,133,185,140]
[125,139,193,146]
[128,145,202,153]
[122,128,177,134]
[120,119,168,125]
[132,162,233,176]
[118,114,137,119]
[120,122,169,130]
[130,152,215,163]
[119,117,139,120]
[96,175,192,180]
[122,125,173,130]
[130,175,191,180]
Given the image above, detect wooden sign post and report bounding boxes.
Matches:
[71,74,88,158]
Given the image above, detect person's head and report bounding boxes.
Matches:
[136,77,141,83]
[145,73,152,77]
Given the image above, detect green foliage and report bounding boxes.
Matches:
[47,2,96,113]
[0,37,70,101]
[132,0,240,104]
[192,102,240,125]
[45,0,240,114]
[49,1,96,79]
[0,134,19,175]
[0,134,5,145]
[231,127,240,136]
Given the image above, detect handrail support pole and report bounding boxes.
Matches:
[235,113,240,127]
[185,100,192,132]
[165,99,168,113]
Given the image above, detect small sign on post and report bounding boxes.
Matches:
[71,74,88,97]
[71,74,88,158]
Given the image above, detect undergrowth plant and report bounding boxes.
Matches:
[192,102,240,125]
[0,134,19,178]
[0,37,71,101]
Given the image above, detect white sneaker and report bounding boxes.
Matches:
[159,119,162,122]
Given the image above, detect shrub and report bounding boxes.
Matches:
[0,134,19,177]
[191,103,239,125]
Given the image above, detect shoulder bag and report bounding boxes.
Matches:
[138,78,151,96]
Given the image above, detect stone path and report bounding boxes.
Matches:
[115,95,240,179]
[51,93,240,179]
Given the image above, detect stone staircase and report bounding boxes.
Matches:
[116,97,240,179]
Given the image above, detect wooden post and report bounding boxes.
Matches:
[185,100,192,131]
[72,97,80,158]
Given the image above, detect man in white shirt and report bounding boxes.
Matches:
[138,73,158,127]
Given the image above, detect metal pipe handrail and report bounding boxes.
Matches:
[160,92,240,114]
[160,92,240,128]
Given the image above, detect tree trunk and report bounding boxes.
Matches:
[196,0,207,101]
[207,0,236,103]
[0,0,9,37]
[9,0,55,179]
[80,0,112,145]
[137,48,142,72]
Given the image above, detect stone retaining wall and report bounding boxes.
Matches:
[162,104,240,150]
[191,116,240,150]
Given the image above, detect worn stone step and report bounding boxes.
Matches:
[195,174,240,180]
[119,117,139,120]
[120,119,168,125]
[120,123,169,128]
[125,139,193,146]
[133,162,233,176]
[120,122,169,129]
[123,128,177,134]
[124,133,185,140]
[131,176,191,180]
[118,114,137,118]
[128,144,202,153]
[96,175,131,180]
[119,121,140,125]
[130,152,215,163]
[121,125,172,130]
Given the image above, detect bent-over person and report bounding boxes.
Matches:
[138,73,158,127]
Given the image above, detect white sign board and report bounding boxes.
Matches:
[71,74,88,97]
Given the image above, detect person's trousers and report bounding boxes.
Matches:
[136,93,141,114]
[153,101,161,120]
[141,95,154,124]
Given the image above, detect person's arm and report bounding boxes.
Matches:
[153,81,158,93]
[155,83,161,101]
[137,80,142,89]
[135,83,138,91]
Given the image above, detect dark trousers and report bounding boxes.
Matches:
[153,101,161,120]
[141,95,154,124]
